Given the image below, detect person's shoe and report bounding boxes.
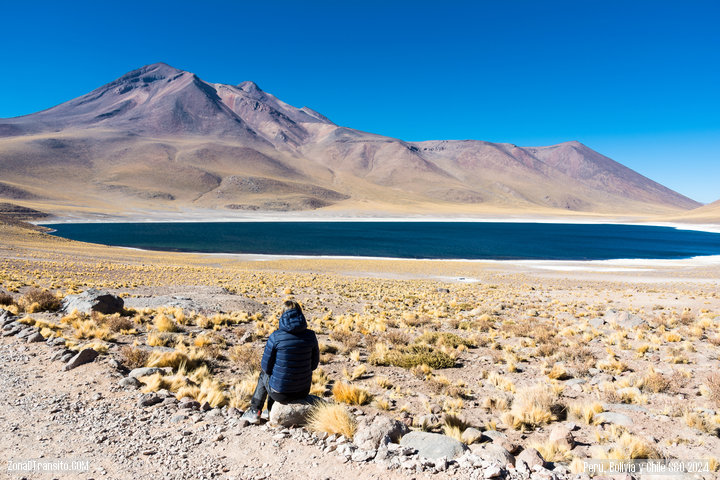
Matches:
[241,407,261,424]
[261,409,270,420]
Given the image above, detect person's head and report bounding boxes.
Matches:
[283,299,301,313]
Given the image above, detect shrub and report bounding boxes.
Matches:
[307,403,357,438]
[119,345,150,369]
[101,314,135,332]
[228,344,261,374]
[154,314,179,333]
[19,288,61,312]
[0,292,14,306]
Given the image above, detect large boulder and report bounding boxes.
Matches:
[269,395,325,427]
[354,414,410,449]
[62,288,124,315]
[399,431,468,460]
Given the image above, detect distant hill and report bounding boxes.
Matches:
[0,63,701,218]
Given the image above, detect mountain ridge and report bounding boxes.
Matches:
[0,63,702,218]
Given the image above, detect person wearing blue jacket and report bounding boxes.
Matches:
[242,300,319,423]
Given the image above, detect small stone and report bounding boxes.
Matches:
[516,447,545,469]
[170,414,188,423]
[461,427,485,445]
[137,393,163,408]
[351,449,376,462]
[200,401,212,411]
[179,400,201,410]
[63,348,99,371]
[128,367,164,379]
[119,377,142,389]
[548,425,575,450]
[27,332,45,343]
[484,465,504,478]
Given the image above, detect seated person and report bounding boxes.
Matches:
[242,300,319,423]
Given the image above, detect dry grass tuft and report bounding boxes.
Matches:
[154,314,180,333]
[19,288,62,312]
[370,344,455,369]
[307,402,357,439]
[0,292,15,306]
[502,383,563,431]
[332,382,372,405]
[119,345,150,369]
[569,401,604,424]
[706,373,720,408]
[228,344,262,374]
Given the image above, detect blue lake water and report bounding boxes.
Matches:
[45,222,720,261]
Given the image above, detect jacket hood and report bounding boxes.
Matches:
[279,308,307,334]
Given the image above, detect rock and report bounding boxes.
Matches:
[588,317,606,328]
[515,447,545,469]
[200,401,212,412]
[179,400,201,410]
[415,413,441,429]
[548,424,575,450]
[60,352,75,362]
[27,332,45,343]
[170,414,188,423]
[17,328,35,339]
[62,288,124,315]
[595,411,633,426]
[51,350,70,361]
[1,310,16,325]
[269,395,325,427]
[351,449,376,462]
[399,431,468,460]
[128,367,164,379]
[604,309,645,329]
[470,443,515,467]
[461,427,485,445]
[484,464,504,478]
[63,348,99,371]
[137,393,163,407]
[354,414,410,450]
[119,377,142,389]
[481,430,507,442]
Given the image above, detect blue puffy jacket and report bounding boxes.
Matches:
[261,308,319,394]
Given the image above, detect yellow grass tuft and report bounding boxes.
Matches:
[569,401,604,425]
[332,382,372,405]
[501,383,561,431]
[154,314,179,333]
[307,402,357,439]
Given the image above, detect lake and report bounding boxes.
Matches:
[44,221,720,261]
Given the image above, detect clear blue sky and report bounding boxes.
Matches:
[1,0,718,203]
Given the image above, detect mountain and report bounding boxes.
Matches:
[0,63,701,218]
[668,199,720,223]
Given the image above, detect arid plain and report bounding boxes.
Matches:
[1,214,720,479]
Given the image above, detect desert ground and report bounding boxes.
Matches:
[1,218,720,479]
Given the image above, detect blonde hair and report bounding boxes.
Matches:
[283,299,301,312]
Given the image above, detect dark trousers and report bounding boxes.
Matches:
[250,371,309,411]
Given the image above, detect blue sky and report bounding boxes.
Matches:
[1,0,718,203]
